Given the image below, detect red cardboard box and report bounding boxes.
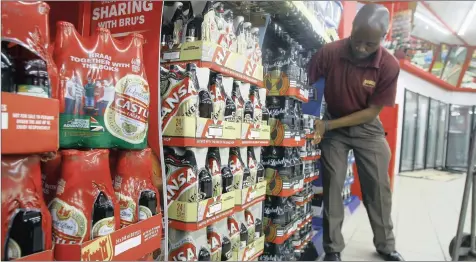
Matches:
[54,214,162,261]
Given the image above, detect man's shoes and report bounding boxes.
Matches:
[324,252,341,261]
[377,251,405,261]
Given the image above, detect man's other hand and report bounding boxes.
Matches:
[313,119,326,144]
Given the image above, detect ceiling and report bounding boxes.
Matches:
[411,1,476,46]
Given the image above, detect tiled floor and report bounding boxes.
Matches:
[340,170,469,261]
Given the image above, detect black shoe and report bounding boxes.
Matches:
[377,251,404,261]
[324,252,341,261]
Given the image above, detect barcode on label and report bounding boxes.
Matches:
[163,52,180,60]
[209,126,223,137]
[2,112,8,129]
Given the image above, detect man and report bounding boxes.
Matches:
[308,4,404,261]
[84,77,96,109]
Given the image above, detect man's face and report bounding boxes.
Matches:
[349,26,383,60]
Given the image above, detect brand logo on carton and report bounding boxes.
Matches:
[104,74,149,144]
[81,235,114,261]
[161,78,196,130]
[208,231,222,254]
[166,167,197,205]
[169,242,197,261]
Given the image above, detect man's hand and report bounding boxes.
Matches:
[313,119,326,144]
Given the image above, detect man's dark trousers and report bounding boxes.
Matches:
[320,114,395,254]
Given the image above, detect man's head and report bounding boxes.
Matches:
[350,4,390,60]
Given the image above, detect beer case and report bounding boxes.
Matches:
[267,97,305,147]
[53,22,149,149]
[1,155,53,260]
[49,149,120,244]
[240,82,271,142]
[161,65,241,146]
[53,213,163,261]
[207,219,227,261]
[264,71,309,103]
[234,181,266,211]
[168,227,210,261]
[113,148,162,227]
[1,1,60,154]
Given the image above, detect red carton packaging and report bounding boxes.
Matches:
[49,149,120,244]
[1,155,53,260]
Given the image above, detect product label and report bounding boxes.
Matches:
[49,198,87,244]
[104,74,149,144]
[139,205,153,221]
[91,217,115,239]
[55,22,149,149]
[166,166,198,205]
[161,77,197,131]
[169,239,197,261]
[7,239,21,260]
[116,192,137,226]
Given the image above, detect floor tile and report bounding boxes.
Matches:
[342,170,468,261]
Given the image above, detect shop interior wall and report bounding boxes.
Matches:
[394,70,476,175]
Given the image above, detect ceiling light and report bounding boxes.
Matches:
[458,2,476,36]
[414,12,450,35]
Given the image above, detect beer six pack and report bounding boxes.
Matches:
[53,22,149,149]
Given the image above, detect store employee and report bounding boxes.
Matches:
[309,4,404,262]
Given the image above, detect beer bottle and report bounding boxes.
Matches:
[139,190,158,221]
[240,223,248,249]
[221,166,233,194]
[232,80,244,123]
[16,59,50,98]
[4,210,44,261]
[198,89,213,119]
[198,169,213,200]
[91,191,115,239]
[221,236,232,261]
[256,162,265,183]
[1,43,15,93]
[198,247,211,261]
[254,218,262,239]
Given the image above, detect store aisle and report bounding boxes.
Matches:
[340,171,468,261]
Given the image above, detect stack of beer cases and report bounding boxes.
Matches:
[258,15,317,261]
[1,2,58,260]
[159,2,269,261]
[2,2,164,261]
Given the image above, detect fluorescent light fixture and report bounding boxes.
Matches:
[458,2,476,35]
[414,12,450,35]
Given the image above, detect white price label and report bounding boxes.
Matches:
[2,112,8,129]
[250,129,260,139]
[295,136,301,141]
[163,52,180,60]
[248,191,256,201]
[208,202,222,215]
[209,126,223,137]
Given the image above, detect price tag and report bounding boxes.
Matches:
[295,136,301,141]
[248,190,256,202]
[208,202,222,216]
[163,51,180,60]
[250,129,260,139]
[209,125,223,137]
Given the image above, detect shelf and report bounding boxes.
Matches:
[304,174,319,184]
[226,1,329,49]
[161,41,264,87]
[302,155,321,161]
[162,137,270,147]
